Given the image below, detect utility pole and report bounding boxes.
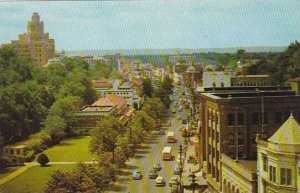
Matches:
[235,106,239,162]
[261,91,265,139]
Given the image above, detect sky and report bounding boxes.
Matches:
[0,0,299,51]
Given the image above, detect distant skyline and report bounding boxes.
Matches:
[0,1,299,51]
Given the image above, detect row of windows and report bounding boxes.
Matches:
[227,112,292,126]
[263,154,292,185]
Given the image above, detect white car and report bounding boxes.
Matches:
[155,176,166,186]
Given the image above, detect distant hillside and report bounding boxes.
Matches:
[66,46,286,56]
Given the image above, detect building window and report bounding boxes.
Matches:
[262,154,268,172]
[275,112,281,124]
[238,113,244,125]
[269,165,276,183]
[251,112,259,125]
[263,112,268,124]
[281,168,291,185]
[238,133,244,145]
[227,113,234,126]
[227,133,234,145]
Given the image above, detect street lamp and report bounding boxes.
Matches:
[189,172,199,193]
[178,143,184,193]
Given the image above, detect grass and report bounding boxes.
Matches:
[43,136,96,162]
[0,165,76,193]
[0,167,22,179]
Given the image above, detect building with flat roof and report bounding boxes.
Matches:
[221,153,257,193]
[231,75,271,87]
[10,13,55,67]
[196,86,300,192]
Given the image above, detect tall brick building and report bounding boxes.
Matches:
[196,86,300,192]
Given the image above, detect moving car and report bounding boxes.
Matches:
[155,176,165,186]
[158,128,165,135]
[148,169,158,179]
[173,163,182,175]
[153,163,162,171]
[182,119,187,124]
[167,132,176,143]
[132,169,142,180]
[162,147,172,161]
[169,176,179,187]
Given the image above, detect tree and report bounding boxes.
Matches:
[142,78,153,98]
[44,115,67,143]
[130,110,155,132]
[36,153,49,166]
[90,117,124,164]
[142,97,167,121]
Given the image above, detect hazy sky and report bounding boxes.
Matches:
[0,0,299,51]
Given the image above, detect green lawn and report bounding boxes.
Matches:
[0,165,76,193]
[43,136,96,162]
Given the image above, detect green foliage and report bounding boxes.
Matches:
[36,153,49,166]
[130,110,155,132]
[142,97,167,120]
[90,117,124,164]
[142,78,153,98]
[246,41,300,85]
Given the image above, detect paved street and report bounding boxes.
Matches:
[108,87,196,193]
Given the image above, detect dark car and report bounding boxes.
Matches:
[182,119,187,124]
[158,129,165,135]
[148,169,158,179]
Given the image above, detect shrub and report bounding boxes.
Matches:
[36,153,49,166]
[0,157,8,169]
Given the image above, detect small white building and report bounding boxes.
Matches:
[257,114,300,193]
[202,71,231,88]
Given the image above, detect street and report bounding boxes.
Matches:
[109,87,193,193]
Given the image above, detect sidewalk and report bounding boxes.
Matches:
[181,137,207,192]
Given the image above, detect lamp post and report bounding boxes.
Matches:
[189,172,199,193]
[178,143,184,193]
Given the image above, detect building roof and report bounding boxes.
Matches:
[92,97,114,107]
[268,113,300,145]
[92,77,112,88]
[106,94,127,109]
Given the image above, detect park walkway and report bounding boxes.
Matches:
[0,162,38,186]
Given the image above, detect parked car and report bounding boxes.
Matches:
[155,176,165,186]
[182,119,187,124]
[169,176,179,187]
[182,128,190,137]
[153,163,162,171]
[132,169,142,180]
[171,184,179,193]
[148,169,158,179]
